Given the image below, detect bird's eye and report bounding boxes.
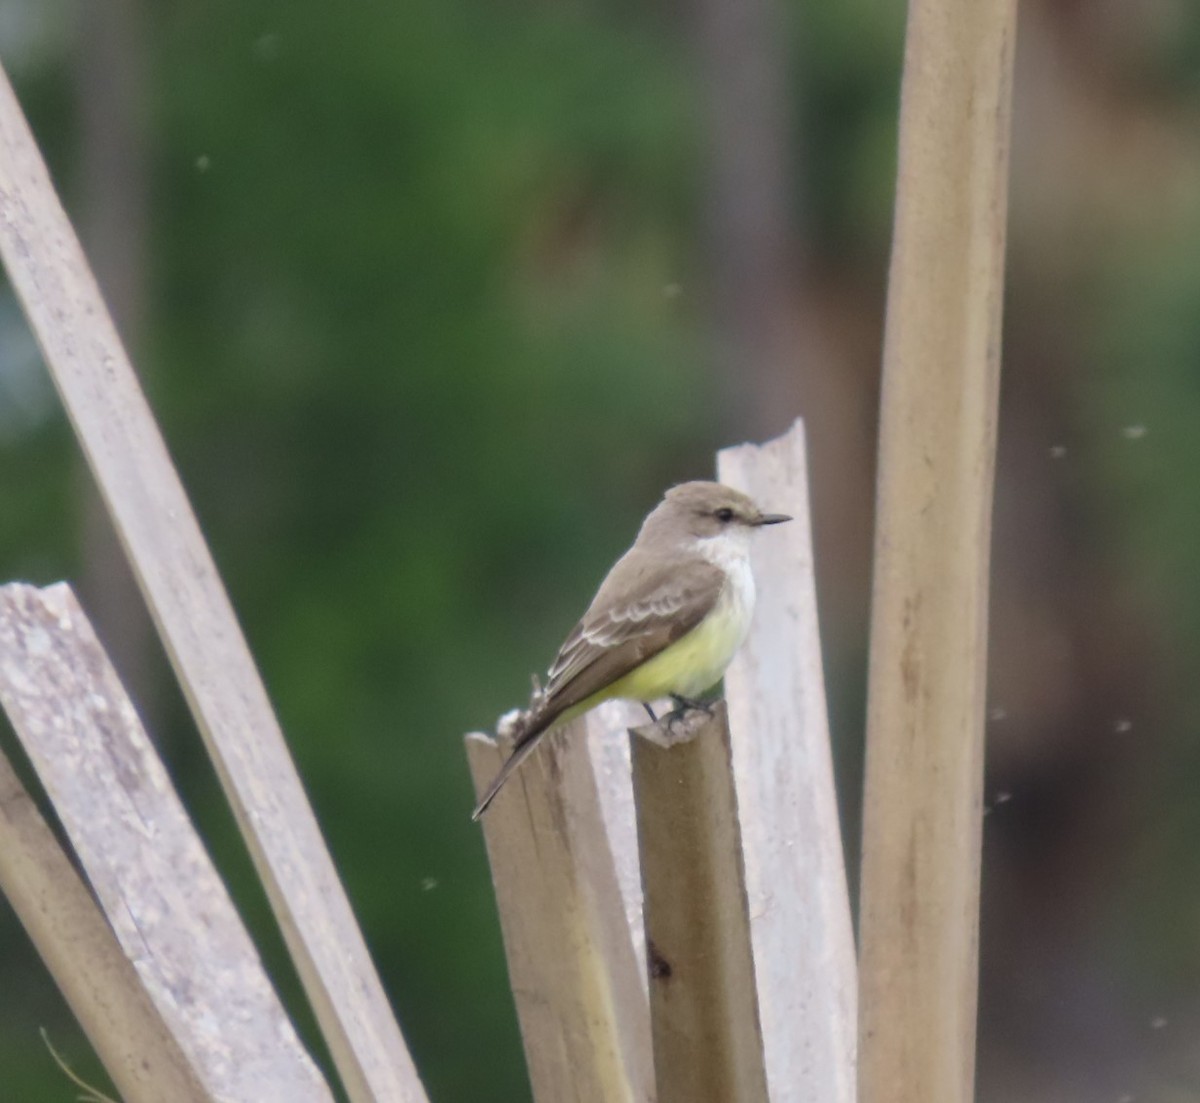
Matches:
[715,507,735,523]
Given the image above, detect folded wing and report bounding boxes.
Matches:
[535,554,725,731]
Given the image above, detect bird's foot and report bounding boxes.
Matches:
[668,693,715,718]
[661,694,714,737]
[643,702,659,723]
[631,696,725,749]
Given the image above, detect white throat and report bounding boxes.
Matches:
[690,527,754,573]
[691,529,757,641]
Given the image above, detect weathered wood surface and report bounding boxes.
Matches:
[0,63,424,1103]
[0,582,332,1103]
[586,698,651,987]
[719,420,857,1103]
[0,743,215,1103]
[629,703,769,1103]
[857,0,1016,1098]
[466,721,653,1103]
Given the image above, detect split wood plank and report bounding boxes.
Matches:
[0,62,424,1103]
[719,419,857,1103]
[0,582,333,1103]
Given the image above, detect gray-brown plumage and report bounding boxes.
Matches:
[472,481,790,818]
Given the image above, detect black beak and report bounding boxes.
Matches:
[755,512,792,526]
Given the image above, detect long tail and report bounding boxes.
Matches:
[470,681,588,820]
[470,730,549,820]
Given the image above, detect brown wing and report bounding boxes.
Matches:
[471,552,724,820]
[537,552,725,725]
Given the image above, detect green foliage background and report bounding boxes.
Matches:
[3,1,1200,1100]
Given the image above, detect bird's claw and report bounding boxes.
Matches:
[669,693,715,718]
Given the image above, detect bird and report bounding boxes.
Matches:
[472,480,790,818]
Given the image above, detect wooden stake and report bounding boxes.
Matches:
[720,420,857,1103]
[858,1,1017,1100]
[0,63,423,1103]
[629,703,769,1103]
[465,722,653,1103]
[0,746,214,1103]
[0,583,333,1103]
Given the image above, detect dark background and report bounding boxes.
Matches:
[2,1,1200,1099]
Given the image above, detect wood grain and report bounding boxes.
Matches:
[0,750,216,1103]
[857,1,1016,1098]
[630,703,769,1103]
[719,420,857,1103]
[466,721,653,1103]
[586,698,653,987]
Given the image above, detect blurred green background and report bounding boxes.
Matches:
[2,1,1200,1100]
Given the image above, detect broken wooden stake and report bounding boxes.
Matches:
[630,702,769,1103]
[465,721,653,1103]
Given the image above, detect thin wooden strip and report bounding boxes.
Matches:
[466,721,653,1103]
[0,582,333,1102]
[585,698,650,989]
[0,64,423,1103]
[0,744,215,1103]
[857,0,1016,1098]
[719,420,858,1103]
[629,703,769,1103]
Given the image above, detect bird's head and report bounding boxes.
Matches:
[641,481,792,546]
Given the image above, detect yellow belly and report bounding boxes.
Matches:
[550,558,756,727]
[600,600,749,710]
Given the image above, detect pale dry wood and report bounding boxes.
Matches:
[629,703,769,1103]
[0,745,214,1103]
[0,64,424,1103]
[857,1,1016,1100]
[718,420,857,1103]
[0,583,333,1103]
[585,698,651,988]
[465,721,653,1103]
